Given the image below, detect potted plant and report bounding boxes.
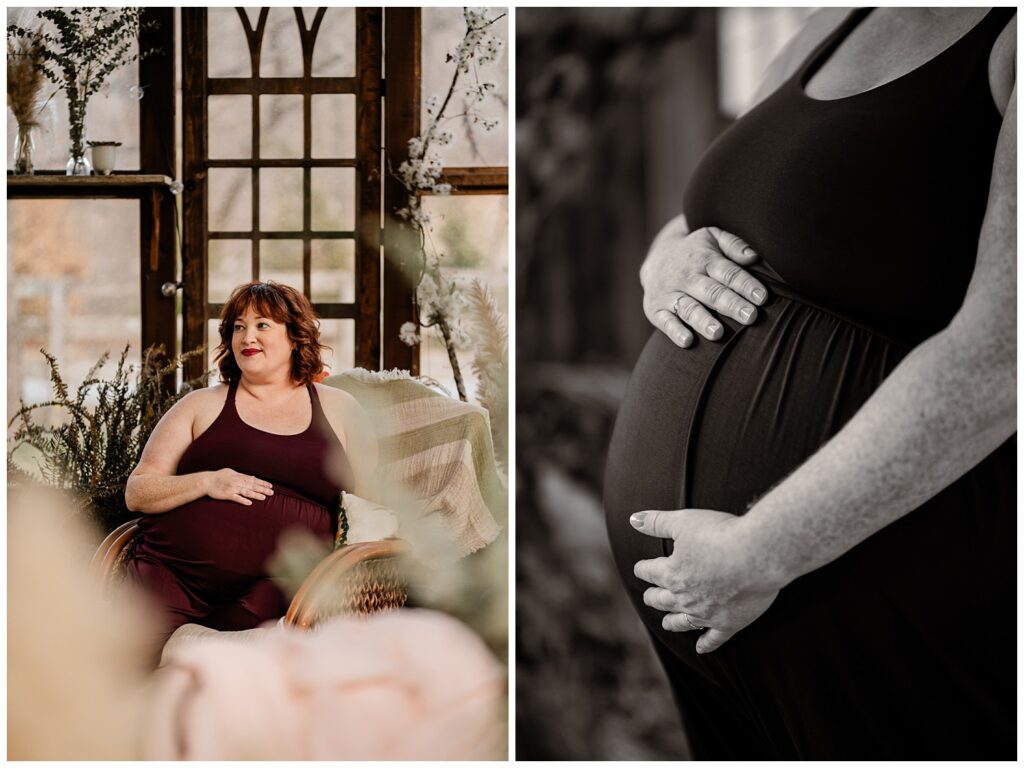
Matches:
[87,140,122,175]
[7,8,159,176]
[7,345,208,534]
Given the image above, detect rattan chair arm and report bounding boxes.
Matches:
[88,518,142,596]
[284,539,411,630]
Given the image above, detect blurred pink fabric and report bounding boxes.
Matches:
[143,609,506,760]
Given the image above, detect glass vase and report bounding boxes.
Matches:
[12,123,36,175]
[66,109,92,176]
[66,152,93,176]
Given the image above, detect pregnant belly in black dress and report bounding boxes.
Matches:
[603,278,1015,758]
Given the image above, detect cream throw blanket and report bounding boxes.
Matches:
[325,368,504,558]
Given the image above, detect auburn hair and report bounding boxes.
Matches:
[214,281,330,384]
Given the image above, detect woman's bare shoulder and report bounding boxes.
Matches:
[176,383,230,434]
[313,382,361,414]
[989,12,1016,116]
[748,8,851,109]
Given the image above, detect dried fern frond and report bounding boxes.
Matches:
[464,280,509,468]
[7,345,210,533]
[7,27,46,127]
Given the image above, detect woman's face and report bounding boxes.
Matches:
[231,306,293,381]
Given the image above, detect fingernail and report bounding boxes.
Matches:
[696,644,706,654]
[630,512,647,528]
[752,287,766,303]
[743,246,756,257]
[739,307,754,323]
[707,322,721,336]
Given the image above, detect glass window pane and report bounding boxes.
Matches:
[208,168,252,232]
[260,240,303,286]
[8,200,141,426]
[209,240,252,303]
[311,167,355,231]
[417,194,508,400]
[260,95,304,159]
[311,7,355,77]
[209,96,252,159]
[317,318,355,375]
[6,7,141,172]
[208,7,252,78]
[421,8,509,167]
[259,7,304,78]
[311,94,356,159]
[310,240,355,303]
[260,168,304,231]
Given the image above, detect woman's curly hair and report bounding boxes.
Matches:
[214,281,331,384]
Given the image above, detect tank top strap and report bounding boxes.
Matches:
[307,382,344,447]
[227,379,239,404]
[794,8,871,87]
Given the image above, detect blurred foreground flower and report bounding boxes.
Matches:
[8,485,153,759]
[145,610,506,760]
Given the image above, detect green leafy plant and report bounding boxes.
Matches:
[7,8,159,168]
[8,345,209,534]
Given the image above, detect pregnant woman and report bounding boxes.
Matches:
[604,7,1015,759]
[123,281,376,665]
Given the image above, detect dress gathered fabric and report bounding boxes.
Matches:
[604,8,1016,759]
[125,380,353,663]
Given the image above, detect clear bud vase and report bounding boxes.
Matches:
[13,123,36,175]
[66,112,92,176]
[66,150,92,176]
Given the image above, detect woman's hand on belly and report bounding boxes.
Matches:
[206,469,275,506]
[630,507,780,654]
[641,214,767,347]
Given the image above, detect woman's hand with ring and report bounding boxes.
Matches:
[207,469,274,506]
[641,222,768,348]
[631,507,781,654]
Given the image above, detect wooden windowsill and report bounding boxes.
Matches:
[6,173,174,199]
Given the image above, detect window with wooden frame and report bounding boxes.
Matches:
[408,8,509,389]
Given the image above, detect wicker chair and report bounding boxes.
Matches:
[89,514,410,628]
[90,367,502,635]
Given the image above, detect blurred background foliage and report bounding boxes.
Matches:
[515,7,811,760]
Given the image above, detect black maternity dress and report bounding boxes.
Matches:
[125,380,353,665]
[604,8,1015,760]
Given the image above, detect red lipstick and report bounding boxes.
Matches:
[241,349,261,357]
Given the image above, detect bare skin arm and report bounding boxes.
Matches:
[741,82,1016,588]
[317,385,380,501]
[125,390,273,513]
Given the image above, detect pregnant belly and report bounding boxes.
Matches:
[606,283,906,524]
[603,285,911,666]
[136,486,334,585]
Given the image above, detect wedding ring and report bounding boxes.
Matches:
[684,614,703,631]
[671,294,687,317]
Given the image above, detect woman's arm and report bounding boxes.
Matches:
[317,386,380,500]
[125,391,274,513]
[741,84,1016,589]
[633,84,1016,653]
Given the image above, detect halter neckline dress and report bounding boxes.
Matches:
[126,379,354,663]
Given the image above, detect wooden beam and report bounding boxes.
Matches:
[181,9,209,382]
[139,8,177,384]
[355,8,383,370]
[436,166,509,194]
[382,8,421,374]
